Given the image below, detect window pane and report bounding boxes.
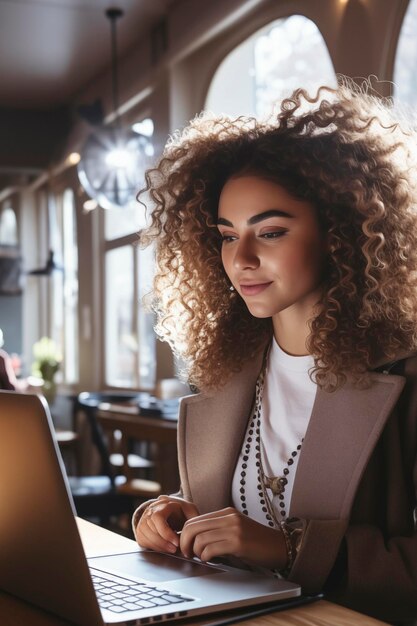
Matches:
[49,194,63,259]
[393,0,417,106]
[137,244,156,388]
[206,15,336,119]
[0,207,18,245]
[104,119,154,240]
[48,190,79,385]
[105,246,135,386]
[104,199,149,241]
[50,271,64,372]
[48,194,64,383]
[62,189,79,384]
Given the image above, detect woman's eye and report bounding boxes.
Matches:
[260,230,286,239]
[221,234,237,243]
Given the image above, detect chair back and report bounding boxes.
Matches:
[76,391,142,482]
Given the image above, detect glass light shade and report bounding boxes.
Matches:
[77,126,152,210]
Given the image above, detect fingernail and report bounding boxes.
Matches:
[167,543,177,553]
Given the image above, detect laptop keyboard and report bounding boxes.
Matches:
[90,568,194,614]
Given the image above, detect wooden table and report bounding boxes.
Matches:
[0,519,389,626]
[96,404,180,493]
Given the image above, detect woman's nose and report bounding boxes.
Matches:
[233,239,260,270]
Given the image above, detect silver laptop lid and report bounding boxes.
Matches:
[0,391,102,626]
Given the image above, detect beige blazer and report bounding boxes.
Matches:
[175,351,417,624]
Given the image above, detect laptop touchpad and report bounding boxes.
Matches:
[89,551,224,582]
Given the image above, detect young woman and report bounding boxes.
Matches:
[133,81,417,623]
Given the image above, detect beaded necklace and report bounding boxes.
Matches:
[239,360,304,527]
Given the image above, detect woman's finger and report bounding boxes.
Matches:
[151,507,181,545]
[135,496,200,554]
[200,540,232,563]
[191,529,233,560]
[180,514,235,558]
[137,517,178,553]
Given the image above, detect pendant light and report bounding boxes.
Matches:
[77,8,153,210]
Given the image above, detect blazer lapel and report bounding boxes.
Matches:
[290,372,406,520]
[179,356,406,521]
[178,352,263,514]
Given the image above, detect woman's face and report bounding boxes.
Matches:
[217,175,328,326]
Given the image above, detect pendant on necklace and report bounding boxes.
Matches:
[263,475,288,496]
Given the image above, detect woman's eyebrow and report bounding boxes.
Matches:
[217,209,294,227]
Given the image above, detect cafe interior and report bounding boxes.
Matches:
[0,0,415,535]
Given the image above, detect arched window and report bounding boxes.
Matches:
[393,0,417,106]
[206,15,336,119]
[0,207,18,246]
[103,116,156,389]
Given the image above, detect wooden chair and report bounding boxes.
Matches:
[55,428,80,476]
[102,423,161,499]
[49,394,81,476]
[69,392,161,525]
[95,406,179,495]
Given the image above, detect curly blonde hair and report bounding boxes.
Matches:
[140,80,417,391]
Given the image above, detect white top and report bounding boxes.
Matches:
[232,338,317,525]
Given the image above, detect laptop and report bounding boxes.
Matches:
[0,391,301,626]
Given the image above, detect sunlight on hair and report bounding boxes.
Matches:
[138,78,417,391]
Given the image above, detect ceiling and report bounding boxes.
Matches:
[0,0,176,110]
[0,0,177,184]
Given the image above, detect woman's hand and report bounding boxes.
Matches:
[180,507,288,570]
[135,495,199,554]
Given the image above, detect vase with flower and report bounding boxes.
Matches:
[32,337,62,404]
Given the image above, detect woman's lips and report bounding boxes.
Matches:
[239,282,273,296]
